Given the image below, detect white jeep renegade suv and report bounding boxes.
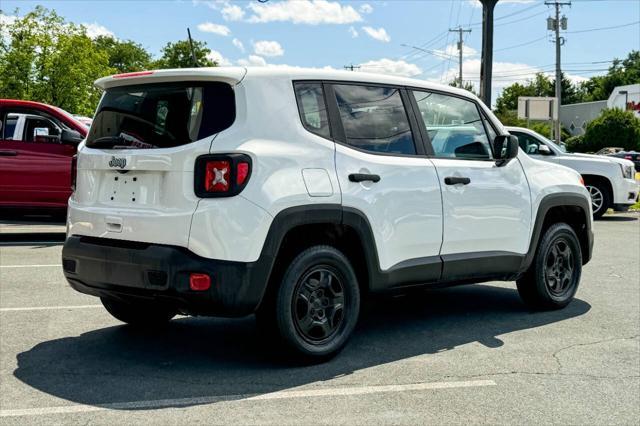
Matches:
[62,68,593,360]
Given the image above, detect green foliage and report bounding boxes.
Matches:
[564,134,584,152]
[93,36,152,73]
[494,72,578,115]
[448,80,478,96]
[578,108,640,152]
[576,51,640,102]
[153,40,216,69]
[0,6,113,115]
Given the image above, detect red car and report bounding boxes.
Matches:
[0,99,87,211]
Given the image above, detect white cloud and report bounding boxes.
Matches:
[247,0,362,25]
[434,43,478,59]
[197,22,231,36]
[222,4,245,21]
[349,26,358,38]
[82,22,115,39]
[359,4,373,14]
[362,26,390,43]
[359,58,421,77]
[207,50,232,66]
[253,40,284,57]
[232,38,245,52]
[237,55,268,67]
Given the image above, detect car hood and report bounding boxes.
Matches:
[566,152,635,168]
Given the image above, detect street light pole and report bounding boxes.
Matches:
[545,1,571,143]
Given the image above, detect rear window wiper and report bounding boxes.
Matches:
[88,135,156,149]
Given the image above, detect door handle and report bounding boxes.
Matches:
[444,176,471,185]
[0,150,17,156]
[349,173,381,183]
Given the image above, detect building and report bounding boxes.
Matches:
[560,84,640,136]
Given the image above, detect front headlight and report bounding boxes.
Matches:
[619,163,634,179]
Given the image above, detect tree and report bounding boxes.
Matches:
[93,36,152,73]
[448,80,478,96]
[153,39,216,69]
[0,6,113,115]
[576,51,640,102]
[580,108,640,152]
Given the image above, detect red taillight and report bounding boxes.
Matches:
[71,155,78,192]
[625,155,633,160]
[189,273,211,291]
[204,160,231,192]
[195,154,252,197]
[236,162,249,185]
[579,176,585,186]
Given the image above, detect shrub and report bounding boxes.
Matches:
[564,135,584,152]
[582,108,640,152]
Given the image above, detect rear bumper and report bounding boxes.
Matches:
[62,236,272,317]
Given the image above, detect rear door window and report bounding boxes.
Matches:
[333,84,417,155]
[86,82,235,149]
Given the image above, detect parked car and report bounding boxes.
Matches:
[608,151,640,173]
[507,126,638,218]
[72,115,93,128]
[62,68,593,360]
[595,147,624,156]
[0,99,87,212]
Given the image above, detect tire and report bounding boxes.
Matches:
[101,296,176,327]
[516,223,582,310]
[584,179,610,219]
[272,245,360,360]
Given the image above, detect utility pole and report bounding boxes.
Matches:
[545,1,570,143]
[344,64,361,71]
[449,27,472,88]
[479,0,498,106]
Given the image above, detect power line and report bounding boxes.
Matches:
[566,20,639,33]
[494,35,549,52]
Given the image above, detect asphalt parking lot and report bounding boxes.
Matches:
[0,214,638,425]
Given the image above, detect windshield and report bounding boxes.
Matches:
[86,81,235,149]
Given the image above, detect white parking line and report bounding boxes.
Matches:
[0,305,102,312]
[0,264,60,268]
[0,379,496,417]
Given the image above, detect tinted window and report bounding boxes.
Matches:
[334,84,416,155]
[294,82,330,139]
[86,82,235,149]
[2,115,18,140]
[24,117,60,142]
[412,91,493,160]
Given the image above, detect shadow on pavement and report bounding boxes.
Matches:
[599,215,638,222]
[14,284,591,409]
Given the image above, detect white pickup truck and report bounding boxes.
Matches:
[507,126,639,218]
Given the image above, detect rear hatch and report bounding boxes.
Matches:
[68,69,241,247]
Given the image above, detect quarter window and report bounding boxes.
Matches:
[294,82,330,139]
[412,91,493,160]
[333,84,416,155]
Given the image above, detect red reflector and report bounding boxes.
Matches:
[579,176,585,186]
[236,162,249,185]
[205,160,230,192]
[189,273,211,291]
[113,71,154,79]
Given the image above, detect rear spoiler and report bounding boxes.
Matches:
[94,67,247,90]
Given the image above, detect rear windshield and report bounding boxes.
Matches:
[86,81,235,149]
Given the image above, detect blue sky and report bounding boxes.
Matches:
[2,0,639,103]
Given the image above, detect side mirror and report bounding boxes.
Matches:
[61,129,83,145]
[493,135,519,166]
[538,144,552,155]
